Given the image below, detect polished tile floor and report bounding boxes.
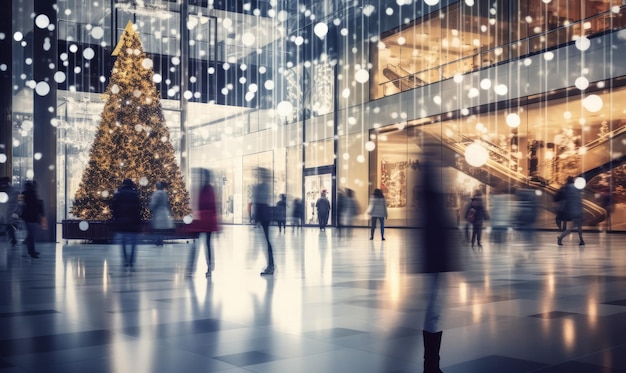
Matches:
[1,225,626,372]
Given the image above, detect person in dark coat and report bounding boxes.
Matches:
[20,181,47,258]
[254,167,275,275]
[382,154,462,373]
[291,198,303,231]
[111,178,142,269]
[557,176,585,246]
[465,192,488,249]
[315,189,331,231]
[367,188,388,240]
[554,182,569,231]
[0,176,20,247]
[274,194,287,233]
[186,169,219,277]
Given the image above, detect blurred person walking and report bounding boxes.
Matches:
[315,190,331,231]
[465,192,488,249]
[149,181,174,246]
[557,176,585,246]
[0,176,20,247]
[187,169,219,277]
[291,198,303,231]
[20,181,47,258]
[554,182,569,231]
[254,168,275,275]
[383,152,462,373]
[367,188,387,240]
[515,188,538,243]
[111,179,142,270]
[341,188,359,237]
[274,194,287,233]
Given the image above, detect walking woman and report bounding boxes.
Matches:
[367,189,388,240]
[20,181,47,258]
[187,169,219,277]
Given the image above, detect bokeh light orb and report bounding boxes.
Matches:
[365,141,376,151]
[574,177,586,190]
[355,69,369,83]
[506,113,521,128]
[35,14,50,29]
[276,101,293,117]
[465,142,489,167]
[575,76,589,90]
[582,94,603,112]
[314,22,328,39]
[79,221,89,231]
[0,192,8,203]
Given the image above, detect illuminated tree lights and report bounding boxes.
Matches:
[70,22,191,221]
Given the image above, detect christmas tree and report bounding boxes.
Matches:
[71,21,191,221]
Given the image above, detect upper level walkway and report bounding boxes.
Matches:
[1,226,625,372]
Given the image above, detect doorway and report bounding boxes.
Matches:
[304,166,334,226]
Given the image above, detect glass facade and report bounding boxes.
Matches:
[2,0,626,239]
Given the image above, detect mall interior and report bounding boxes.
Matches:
[2,0,626,372]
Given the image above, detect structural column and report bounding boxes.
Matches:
[0,1,12,178]
[33,1,57,242]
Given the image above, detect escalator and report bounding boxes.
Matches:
[418,128,607,226]
[575,125,626,181]
[382,64,427,91]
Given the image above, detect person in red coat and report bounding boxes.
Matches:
[187,168,219,277]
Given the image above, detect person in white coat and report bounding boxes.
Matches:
[367,188,388,240]
[149,181,174,246]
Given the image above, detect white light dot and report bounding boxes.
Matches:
[583,94,603,112]
[54,71,66,83]
[241,32,255,46]
[13,32,23,41]
[574,177,586,190]
[277,101,293,117]
[153,74,162,83]
[506,113,521,128]
[264,80,274,90]
[79,221,89,231]
[35,14,50,29]
[314,23,328,39]
[355,69,369,83]
[249,83,258,93]
[83,47,95,60]
[183,215,193,224]
[575,77,589,90]
[465,142,489,167]
[365,141,376,151]
[544,51,555,61]
[342,88,351,98]
[494,84,508,95]
[91,27,104,39]
[34,152,42,160]
[0,192,8,203]
[35,81,50,96]
[575,36,591,51]
[480,79,492,90]
[142,58,153,69]
[357,155,365,163]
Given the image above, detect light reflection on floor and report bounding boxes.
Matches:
[1,226,626,372]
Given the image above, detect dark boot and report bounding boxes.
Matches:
[423,330,443,373]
